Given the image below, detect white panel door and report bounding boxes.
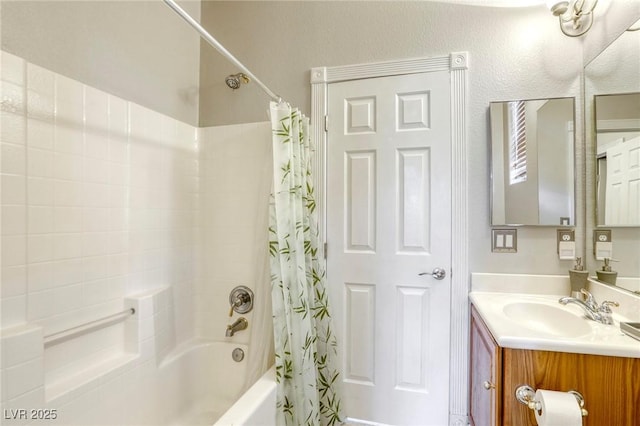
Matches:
[326,71,451,425]
[606,137,640,225]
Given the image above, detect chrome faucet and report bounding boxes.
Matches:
[225,317,248,337]
[558,289,619,325]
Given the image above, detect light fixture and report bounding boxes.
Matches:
[547,0,598,37]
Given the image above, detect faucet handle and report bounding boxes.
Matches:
[599,300,619,313]
[580,289,598,310]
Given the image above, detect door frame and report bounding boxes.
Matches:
[310,53,470,426]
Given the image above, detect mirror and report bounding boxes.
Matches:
[585,19,640,294]
[594,93,640,226]
[490,98,575,226]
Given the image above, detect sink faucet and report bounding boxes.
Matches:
[558,289,619,325]
[226,317,248,337]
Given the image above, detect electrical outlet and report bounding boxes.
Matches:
[557,229,575,254]
[594,229,611,243]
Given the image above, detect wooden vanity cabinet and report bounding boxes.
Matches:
[470,305,502,426]
[470,304,640,426]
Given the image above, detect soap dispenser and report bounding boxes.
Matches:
[568,257,589,298]
[596,258,618,285]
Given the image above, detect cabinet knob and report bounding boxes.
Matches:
[483,381,495,390]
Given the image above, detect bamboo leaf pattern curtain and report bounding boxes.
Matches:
[269,101,342,426]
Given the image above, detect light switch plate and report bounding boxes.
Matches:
[492,228,517,253]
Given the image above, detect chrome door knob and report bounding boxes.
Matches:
[419,268,446,280]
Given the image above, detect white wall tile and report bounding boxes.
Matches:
[2,266,27,298]
[1,112,27,146]
[27,234,53,263]
[82,183,109,208]
[1,143,26,175]
[27,289,55,320]
[54,180,84,207]
[27,177,54,206]
[82,279,110,306]
[27,90,54,121]
[27,206,53,234]
[55,75,83,110]
[4,357,43,400]
[1,295,26,327]
[1,56,202,419]
[26,147,53,178]
[27,118,54,150]
[1,205,27,235]
[81,232,109,257]
[84,86,108,130]
[53,207,83,233]
[108,96,128,139]
[108,138,129,164]
[82,255,109,282]
[1,174,26,204]
[83,158,109,184]
[2,81,26,114]
[53,284,83,315]
[53,259,83,287]
[52,233,83,260]
[82,207,109,232]
[27,63,54,97]
[53,152,83,181]
[1,325,43,368]
[27,261,55,292]
[1,235,26,267]
[1,51,25,85]
[54,126,83,155]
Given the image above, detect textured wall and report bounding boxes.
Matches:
[0,0,202,125]
[199,1,585,275]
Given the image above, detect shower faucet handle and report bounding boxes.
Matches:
[228,286,254,317]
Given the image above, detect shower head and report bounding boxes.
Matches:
[225,73,250,90]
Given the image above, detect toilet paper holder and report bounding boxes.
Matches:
[515,385,588,417]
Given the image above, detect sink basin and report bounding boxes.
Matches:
[503,302,592,338]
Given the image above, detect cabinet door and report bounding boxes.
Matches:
[470,305,502,426]
[503,348,640,426]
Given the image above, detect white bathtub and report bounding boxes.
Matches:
[156,340,249,425]
[158,339,275,426]
[214,366,276,426]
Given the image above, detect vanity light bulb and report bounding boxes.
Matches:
[547,0,569,16]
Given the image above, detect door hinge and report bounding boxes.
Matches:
[324,115,328,132]
[324,242,328,259]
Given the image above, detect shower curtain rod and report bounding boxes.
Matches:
[163,0,282,103]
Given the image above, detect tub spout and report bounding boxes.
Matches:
[226,317,248,337]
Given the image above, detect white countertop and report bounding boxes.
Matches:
[470,291,640,358]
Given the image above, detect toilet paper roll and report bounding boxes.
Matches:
[534,389,583,426]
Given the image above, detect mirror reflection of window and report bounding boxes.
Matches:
[508,100,527,185]
[490,97,575,226]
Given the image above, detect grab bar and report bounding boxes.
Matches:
[44,308,135,347]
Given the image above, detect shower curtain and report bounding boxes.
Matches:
[269,101,342,426]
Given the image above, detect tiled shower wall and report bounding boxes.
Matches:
[197,123,271,342]
[1,50,198,350]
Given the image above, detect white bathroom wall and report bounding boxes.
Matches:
[1,50,198,378]
[196,122,272,342]
[0,0,202,125]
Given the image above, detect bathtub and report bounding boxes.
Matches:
[214,367,276,426]
[156,339,275,426]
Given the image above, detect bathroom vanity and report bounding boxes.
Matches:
[469,284,640,426]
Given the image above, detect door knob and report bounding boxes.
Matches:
[419,268,446,280]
